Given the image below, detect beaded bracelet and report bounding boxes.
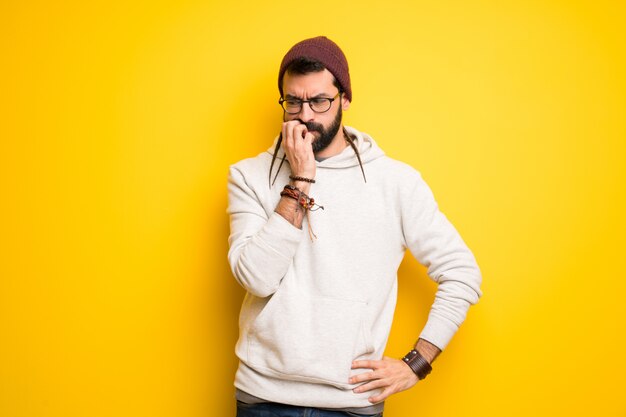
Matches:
[289,175,316,184]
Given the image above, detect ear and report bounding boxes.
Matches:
[341,94,350,110]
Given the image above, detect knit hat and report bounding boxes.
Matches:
[278,36,352,102]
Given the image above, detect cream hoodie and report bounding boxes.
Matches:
[227,126,482,409]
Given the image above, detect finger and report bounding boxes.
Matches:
[352,378,387,394]
[288,122,308,151]
[369,387,394,404]
[352,360,378,370]
[281,122,292,150]
[293,124,308,142]
[282,121,302,154]
[302,131,314,146]
[349,372,376,384]
[282,120,302,138]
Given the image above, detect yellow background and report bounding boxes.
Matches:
[1,0,625,416]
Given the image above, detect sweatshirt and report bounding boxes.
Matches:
[227,126,482,409]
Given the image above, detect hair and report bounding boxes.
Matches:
[284,57,342,93]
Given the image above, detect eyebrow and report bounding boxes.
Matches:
[284,93,333,100]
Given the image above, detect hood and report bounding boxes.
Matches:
[265,125,386,170]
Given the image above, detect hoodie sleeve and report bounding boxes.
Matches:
[401,172,482,350]
[227,165,304,298]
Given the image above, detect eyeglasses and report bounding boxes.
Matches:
[279,92,341,114]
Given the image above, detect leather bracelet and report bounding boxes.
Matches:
[289,175,316,183]
[280,185,324,211]
[402,349,432,380]
[283,184,301,193]
[280,187,306,209]
[280,185,324,242]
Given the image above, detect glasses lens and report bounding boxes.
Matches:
[310,98,331,113]
[282,100,302,114]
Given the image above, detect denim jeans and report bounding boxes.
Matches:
[236,401,383,417]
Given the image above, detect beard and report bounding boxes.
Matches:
[300,106,343,154]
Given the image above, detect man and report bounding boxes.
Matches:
[227,36,482,416]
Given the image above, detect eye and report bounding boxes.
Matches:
[310,98,328,105]
[285,100,301,107]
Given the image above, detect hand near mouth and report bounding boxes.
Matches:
[281,120,316,183]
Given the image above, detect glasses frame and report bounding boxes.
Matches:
[278,92,341,114]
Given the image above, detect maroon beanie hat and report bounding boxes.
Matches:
[278,36,352,102]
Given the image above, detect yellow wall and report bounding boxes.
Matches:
[1,1,625,416]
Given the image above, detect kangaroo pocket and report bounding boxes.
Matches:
[247,286,374,389]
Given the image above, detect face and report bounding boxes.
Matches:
[282,69,350,153]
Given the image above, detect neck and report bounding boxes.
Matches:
[314,125,348,159]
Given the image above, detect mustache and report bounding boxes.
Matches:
[294,119,323,133]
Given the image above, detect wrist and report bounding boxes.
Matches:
[289,181,310,193]
[414,338,440,364]
[288,175,313,193]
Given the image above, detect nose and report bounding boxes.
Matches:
[298,102,315,122]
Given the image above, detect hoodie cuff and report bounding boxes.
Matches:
[418,313,460,351]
